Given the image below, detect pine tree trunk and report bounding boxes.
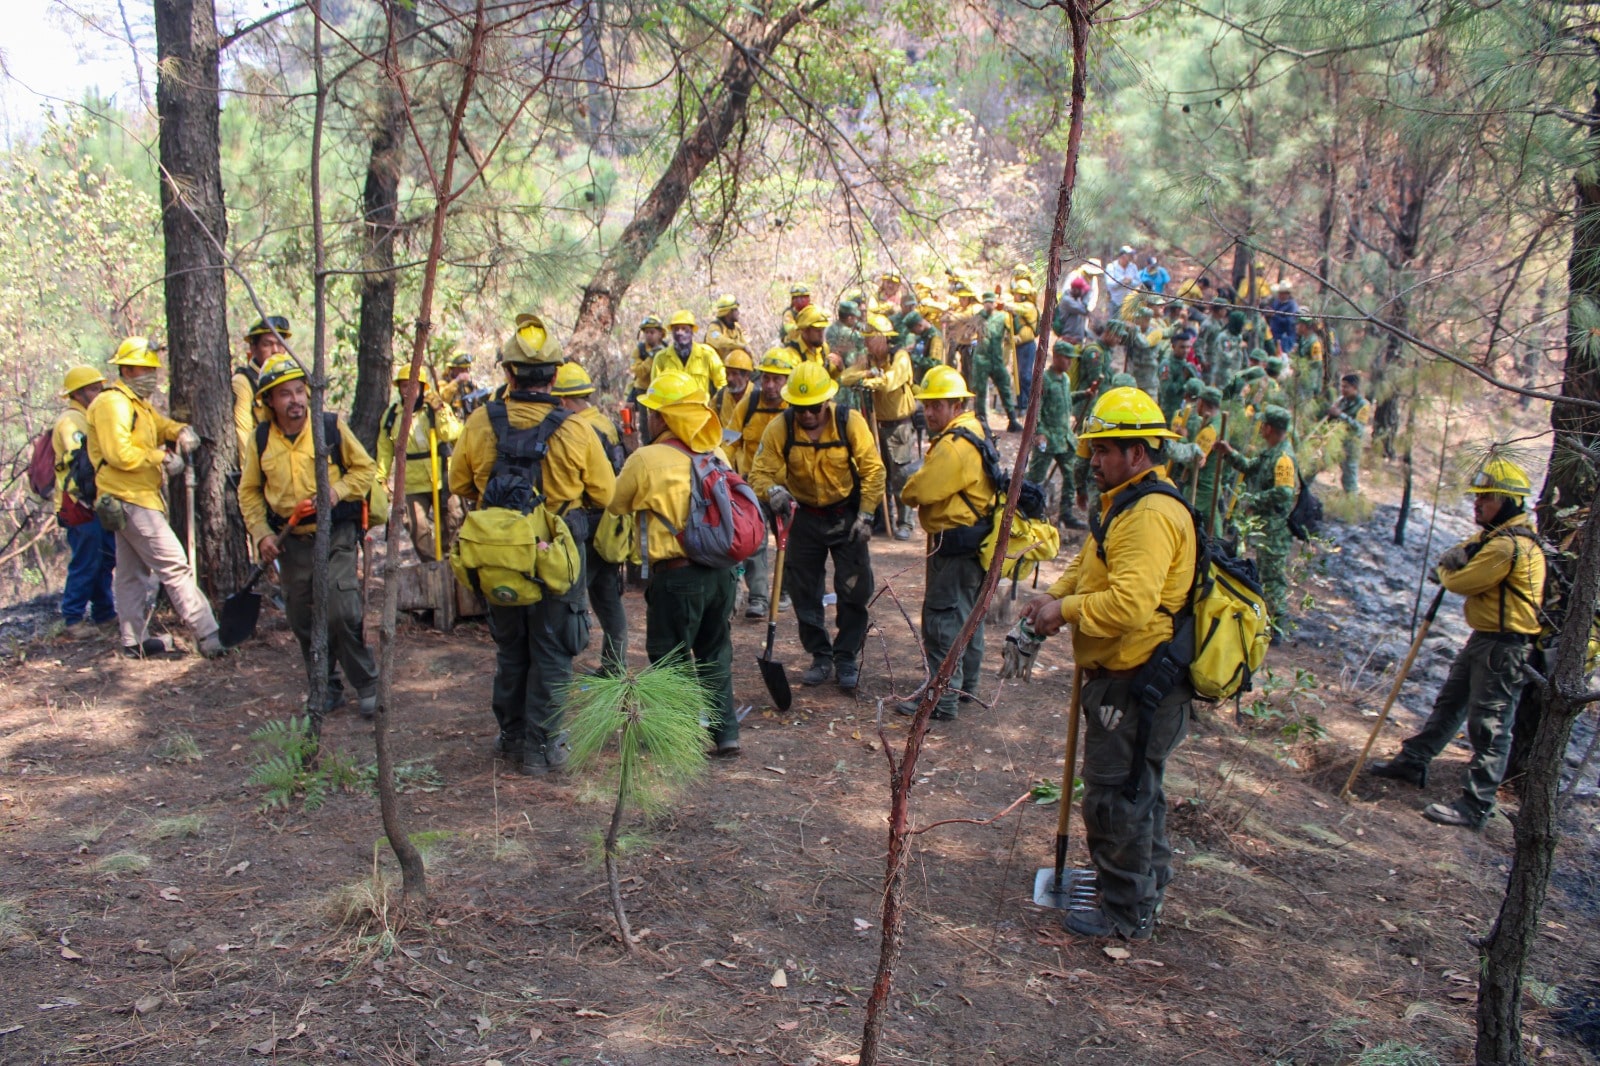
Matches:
[351,0,416,452]
[154,0,249,595]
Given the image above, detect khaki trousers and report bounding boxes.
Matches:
[114,502,219,649]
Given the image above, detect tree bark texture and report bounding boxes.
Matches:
[1475,490,1600,1065]
[567,0,826,384]
[154,0,250,594]
[351,1,417,452]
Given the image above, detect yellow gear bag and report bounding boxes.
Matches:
[450,504,580,607]
[979,509,1061,582]
[592,510,641,566]
[1189,557,1270,700]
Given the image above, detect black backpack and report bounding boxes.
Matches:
[1288,473,1321,542]
[483,396,583,535]
[943,424,1047,520]
[383,402,453,462]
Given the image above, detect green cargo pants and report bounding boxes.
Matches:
[488,558,591,757]
[920,551,985,717]
[1396,632,1529,822]
[973,353,1016,422]
[584,539,627,675]
[645,562,737,746]
[280,521,377,698]
[1080,675,1191,938]
[1253,519,1292,633]
[1340,432,1362,494]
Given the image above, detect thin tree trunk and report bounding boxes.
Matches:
[857,2,1090,1061]
[1476,490,1600,1065]
[305,0,334,741]
[154,0,249,595]
[605,756,636,952]
[351,0,417,452]
[567,0,827,376]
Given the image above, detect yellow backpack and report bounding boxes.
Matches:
[980,509,1061,582]
[450,504,580,606]
[593,511,641,566]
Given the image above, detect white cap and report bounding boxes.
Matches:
[1120,244,1136,255]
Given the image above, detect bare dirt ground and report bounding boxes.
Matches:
[1,438,1597,1065]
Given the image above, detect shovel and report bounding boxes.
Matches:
[756,510,793,711]
[184,464,197,573]
[1033,667,1097,909]
[218,516,303,648]
[1339,586,1446,802]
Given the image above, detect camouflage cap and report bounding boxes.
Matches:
[1259,405,1292,430]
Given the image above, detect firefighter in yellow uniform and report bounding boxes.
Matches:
[785,304,835,370]
[749,362,885,693]
[841,314,918,540]
[53,365,115,636]
[715,349,755,429]
[1367,457,1546,830]
[88,337,220,659]
[779,284,813,343]
[1009,278,1042,394]
[1022,386,1194,941]
[449,313,616,775]
[653,310,727,395]
[376,369,462,562]
[726,349,795,618]
[629,315,667,414]
[552,362,629,676]
[232,317,292,461]
[608,371,742,756]
[437,350,479,420]
[704,295,749,361]
[241,356,380,715]
[896,366,997,721]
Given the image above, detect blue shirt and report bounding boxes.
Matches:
[1267,297,1299,353]
[1140,265,1170,295]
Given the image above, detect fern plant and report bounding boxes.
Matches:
[247,716,359,812]
[562,653,710,953]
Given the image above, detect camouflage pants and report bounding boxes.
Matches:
[1397,632,1529,821]
[1253,518,1292,632]
[1340,435,1362,494]
[1027,447,1077,521]
[973,353,1015,420]
[1073,454,1101,516]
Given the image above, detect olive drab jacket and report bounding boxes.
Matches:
[1046,468,1195,672]
[1225,438,1296,517]
[86,380,188,514]
[1438,513,1547,636]
[1036,367,1075,454]
[900,411,996,533]
[906,326,947,375]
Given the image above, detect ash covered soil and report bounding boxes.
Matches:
[0,481,1598,1064]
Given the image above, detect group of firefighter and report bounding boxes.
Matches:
[42,254,1545,944]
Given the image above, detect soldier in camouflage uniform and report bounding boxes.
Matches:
[1157,330,1200,420]
[903,312,947,376]
[1069,338,1109,517]
[1293,315,1325,401]
[1211,310,1248,391]
[1026,342,1084,530]
[1215,405,1298,640]
[1099,319,1160,394]
[1326,372,1371,494]
[974,292,1022,432]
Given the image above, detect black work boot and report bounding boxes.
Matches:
[800,655,833,687]
[520,733,570,777]
[1367,758,1428,788]
[836,659,860,692]
[492,732,525,763]
[1005,413,1023,433]
[1424,801,1487,830]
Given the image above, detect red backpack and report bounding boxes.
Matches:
[26,431,56,499]
[658,440,766,569]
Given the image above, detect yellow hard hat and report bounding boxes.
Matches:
[879,270,902,284]
[758,348,797,376]
[781,361,838,406]
[60,365,106,397]
[551,362,596,397]
[1011,278,1035,297]
[111,336,161,368]
[789,283,811,298]
[1012,261,1035,278]
[244,316,292,341]
[255,355,306,399]
[1078,386,1180,442]
[1467,456,1532,498]
[501,312,563,365]
[862,314,896,338]
[639,370,707,411]
[713,294,738,314]
[724,349,754,372]
[668,309,697,329]
[639,314,665,332]
[393,364,424,386]
[913,365,974,401]
[447,350,473,368]
[954,284,977,299]
[794,305,830,331]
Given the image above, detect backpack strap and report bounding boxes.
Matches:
[486,399,570,503]
[943,424,1003,519]
[779,406,860,508]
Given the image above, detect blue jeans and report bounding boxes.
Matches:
[62,518,116,624]
[1015,340,1038,400]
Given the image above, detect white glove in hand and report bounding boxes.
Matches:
[176,426,201,455]
[161,449,186,477]
[850,512,874,543]
[768,486,795,513]
[999,619,1045,681]
[1437,545,1470,572]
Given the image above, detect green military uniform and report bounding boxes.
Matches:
[1329,392,1370,493]
[1294,326,1325,400]
[1103,320,1159,394]
[904,315,946,376]
[1025,350,1080,528]
[1222,405,1297,633]
[1165,387,1225,533]
[1212,313,1248,390]
[1158,350,1199,421]
[973,305,1017,426]
[1070,343,1110,515]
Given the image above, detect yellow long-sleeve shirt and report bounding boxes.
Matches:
[1010,299,1040,344]
[51,403,91,505]
[724,391,786,475]
[652,343,727,394]
[232,364,267,460]
[900,411,995,533]
[239,414,376,545]
[86,381,186,514]
[704,318,749,361]
[607,436,733,564]
[749,406,886,514]
[717,384,752,430]
[1046,469,1195,672]
[1438,514,1546,635]
[448,397,615,515]
[840,349,916,422]
[376,392,463,496]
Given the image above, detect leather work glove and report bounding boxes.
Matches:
[850,512,873,543]
[161,449,186,478]
[176,426,202,455]
[1437,544,1470,572]
[767,486,795,514]
[999,619,1045,681]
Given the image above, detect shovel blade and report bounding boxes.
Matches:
[1032,865,1097,910]
[758,655,792,712]
[218,590,262,648]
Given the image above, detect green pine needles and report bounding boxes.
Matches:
[561,653,711,953]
